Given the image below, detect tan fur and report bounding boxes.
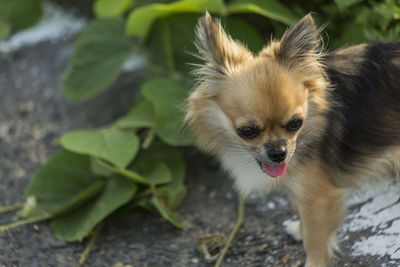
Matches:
[185,13,400,266]
[283,162,343,266]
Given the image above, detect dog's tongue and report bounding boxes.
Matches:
[261,163,287,177]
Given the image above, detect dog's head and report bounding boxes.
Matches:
[186,13,329,179]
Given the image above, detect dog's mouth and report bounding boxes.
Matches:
[258,161,287,178]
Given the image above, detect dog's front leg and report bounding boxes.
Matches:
[292,173,343,267]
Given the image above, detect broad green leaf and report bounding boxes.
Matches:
[227,0,298,26]
[94,0,134,17]
[141,78,194,146]
[165,14,199,74]
[135,196,155,211]
[114,100,156,129]
[133,158,172,185]
[0,19,10,40]
[334,0,362,10]
[24,150,105,217]
[330,22,366,48]
[62,18,135,101]
[0,0,42,32]
[61,127,139,169]
[97,159,152,185]
[145,19,177,76]
[90,157,115,177]
[152,196,183,228]
[224,17,264,53]
[142,142,185,186]
[51,175,137,241]
[156,184,185,210]
[125,0,224,37]
[97,148,173,185]
[133,0,175,9]
[146,15,262,76]
[136,142,186,208]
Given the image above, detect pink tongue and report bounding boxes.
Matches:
[261,163,287,177]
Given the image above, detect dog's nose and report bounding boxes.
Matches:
[267,147,286,163]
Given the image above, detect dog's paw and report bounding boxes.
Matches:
[285,220,303,242]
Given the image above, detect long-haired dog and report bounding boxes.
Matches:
[185,12,400,266]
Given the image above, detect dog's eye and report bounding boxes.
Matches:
[237,126,259,139]
[286,118,303,131]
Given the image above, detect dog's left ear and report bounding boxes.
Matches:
[276,14,321,66]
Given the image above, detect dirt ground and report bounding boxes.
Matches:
[0,3,399,267]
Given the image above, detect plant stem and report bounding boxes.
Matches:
[142,128,155,149]
[0,214,52,231]
[79,222,103,267]
[0,203,22,213]
[214,196,245,267]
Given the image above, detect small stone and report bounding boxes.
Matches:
[294,260,302,266]
[225,192,233,199]
[281,255,291,264]
[209,191,216,199]
[245,235,254,242]
[33,224,39,231]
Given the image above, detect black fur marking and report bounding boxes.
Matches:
[321,43,400,173]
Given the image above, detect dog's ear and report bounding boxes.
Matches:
[195,12,252,77]
[276,14,321,66]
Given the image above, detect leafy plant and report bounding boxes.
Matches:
[0,0,42,40]
[1,0,300,241]
[1,0,399,265]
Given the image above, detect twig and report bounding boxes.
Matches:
[0,203,23,214]
[214,196,245,267]
[78,222,103,267]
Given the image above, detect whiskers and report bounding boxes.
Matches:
[217,138,260,168]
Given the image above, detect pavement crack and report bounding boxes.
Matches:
[373,197,400,215]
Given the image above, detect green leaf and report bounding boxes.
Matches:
[141,78,194,146]
[114,100,156,129]
[125,0,224,37]
[135,196,155,211]
[0,19,10,40]
[90,157,115,177]
[95,159,152,185]
[97,149,173,185]
[146,15,262,76]
[330,22,366,48]
[227,0,298,26]
[94,0,134,17]
[61,127,139,169]
[0,0,42,32]
[137,142,186,208]
[334,0,362,10]
[152,196,183,228]
[164,14,199,74]
[156,184,185,210]
[145,19,177,76]
[24,150,105,218]
[224,17,264,53]
[62,18,135,101]
[51,175,137,241]
[133,158,172,185]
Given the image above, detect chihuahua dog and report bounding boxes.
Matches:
[185,12,400,266]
